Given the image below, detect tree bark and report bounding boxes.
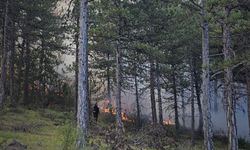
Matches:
[0,0,9,108]
[201,0,214,149]
[114,0,124,133]
[193,58,203,133]
[156,62,163,125]
[23,10,32,105]
[172,66,179,130]
[181,90,186,128]
[9,0,16,107]
[150,60,157,124]
[23,36,30,105]
[17,31,25,101]
[246,67,250,133]
[213,80,218,112]
[134,66,141,128]
[222,6,238,150]
[75,15,79,121]
[134,53,141,128]
[39,34,45,104]
[190,60,195,146]
[107,53,111,101]
[77,0,89,148]
[115,40,124,132]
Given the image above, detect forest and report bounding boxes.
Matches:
[0,0,250,150]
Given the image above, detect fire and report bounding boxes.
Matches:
[101,107,116,115]
[163,119,175,125]
[102,108,110,113]
[99,99,131,122]
[121,112,129,121]
[101,108,131,121]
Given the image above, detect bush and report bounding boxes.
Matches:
[238,137,250,149]
[61,121,77,150]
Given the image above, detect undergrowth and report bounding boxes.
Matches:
[0,107,248,150]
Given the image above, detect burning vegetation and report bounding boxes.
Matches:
[163,118,175,125]
[99,99,175,125]
[99,99,132,122]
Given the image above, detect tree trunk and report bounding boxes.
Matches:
[87,71,91,119]
[134,67,141,128]
[23,9,32,105]
[134,54,141,128]
[190,61,195,146]
[9,0,16,107]
[107,53,111,101]
[181,90,186,128]
[222,6,238,150]
[201,0,214,149]
[115,40,124,132]
[23,37,30,105]
[114,0,124,132]
[0,0,9,108]
[213,80,218,112]
[246,67,250,133]
[75,15,79,121]
[150,60,157,124]
[156,62,163,125]
[172,67,179,130]
[76,0,89,148]
[193,59,203,133]
[17,31,25,101]
[40,34,45,105]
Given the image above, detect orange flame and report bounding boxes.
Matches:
[163,119,175,125]
[122,112,129,121]
[99,99,131,122]
[101,108,110,113]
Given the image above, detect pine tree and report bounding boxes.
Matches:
[201,0,214,149]
[76,0,89,148]
[0,0,9,108]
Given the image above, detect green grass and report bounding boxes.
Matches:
[0,107,69,150]
[0,107,110,150]
[0,107,247,150]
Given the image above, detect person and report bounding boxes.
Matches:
[93,103,99,122]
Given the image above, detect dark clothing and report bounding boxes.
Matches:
[93,104,99,122]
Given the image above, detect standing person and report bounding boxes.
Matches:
[93,103,100,122]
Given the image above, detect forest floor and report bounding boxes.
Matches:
[0,107,249,150]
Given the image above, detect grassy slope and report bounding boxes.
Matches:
[0,108,70,150]
[0,107,246,150]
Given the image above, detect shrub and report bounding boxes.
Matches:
[61,121,77,150]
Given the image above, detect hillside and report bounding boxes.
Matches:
[1,107,247,150]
